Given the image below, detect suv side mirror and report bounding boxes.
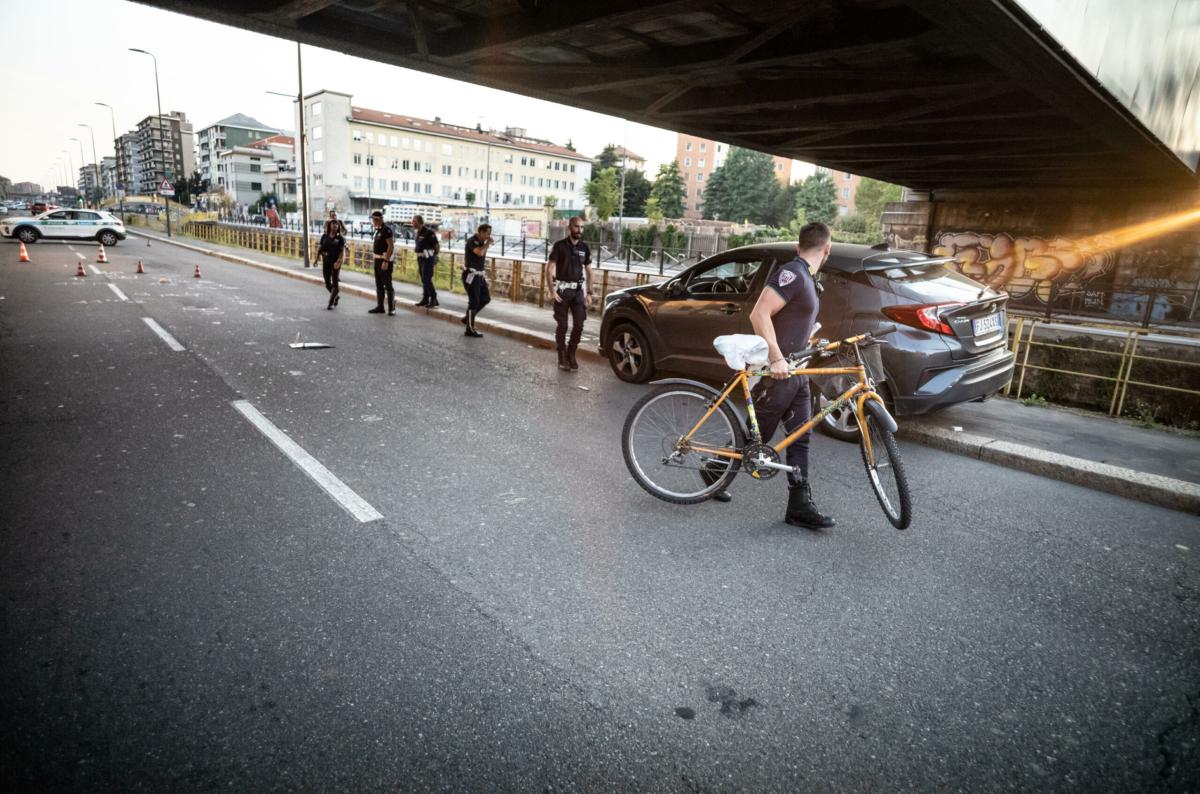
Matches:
[667,281,684,297]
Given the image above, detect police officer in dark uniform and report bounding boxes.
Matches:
[543,215,591,371]
[747,222,836,529]
[461,223,492,338]
[412,214,441,308]
[368,210,396,316]
[318,217,346,310]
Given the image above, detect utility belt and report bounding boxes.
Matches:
[416,250,437,260]
[463,267,487,285]
[555,280,585,291]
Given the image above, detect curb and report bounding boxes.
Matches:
[128,230,602,360]
[899,422,1200,515]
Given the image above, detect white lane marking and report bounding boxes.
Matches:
[107,283,129,301]
[142,317,185,351]
[231,400,384,524]
[75,252,86,260]
[88,264,102,275]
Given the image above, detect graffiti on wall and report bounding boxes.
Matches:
[932,231,1116,302]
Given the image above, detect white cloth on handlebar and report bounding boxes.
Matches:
[713,334,770,370]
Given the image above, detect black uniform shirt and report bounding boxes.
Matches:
[765,256,820,355]
[319,233,346,265]
[372,223,394,256]
[464,234,486,271]
[550,237,592,282]
[414,226,438,256]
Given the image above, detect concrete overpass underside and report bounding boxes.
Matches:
[135,0,1197,193]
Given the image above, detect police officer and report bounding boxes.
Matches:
[461,223,492,338]
[368,210,396,316]
[747,222,836,529]
[543,215,591,371]
[318,217,346,310]
[412,214,441,308]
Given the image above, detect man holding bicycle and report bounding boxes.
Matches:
[747,222,835,530]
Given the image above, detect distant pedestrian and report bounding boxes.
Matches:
[326,209,347,236]
[412,214,441,308]
[318,218,346,310]
[461,223,492,338]
[369,210,396,316]
[544,215,591,371]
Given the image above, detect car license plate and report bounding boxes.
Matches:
[972,312,1003,336]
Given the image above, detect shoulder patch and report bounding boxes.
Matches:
[777,269,797,287]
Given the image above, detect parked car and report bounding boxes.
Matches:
[599,242,1015,440]
[28,202,53,214]
[1,209,126,246]
[249,214,267,225]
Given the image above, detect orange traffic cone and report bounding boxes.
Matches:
[75,262,87,278]
[193,264,201,279]
[96,244,108,263]
[135,259,145,274]
[18,241,31,262]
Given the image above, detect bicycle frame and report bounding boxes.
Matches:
[678,333,891,470]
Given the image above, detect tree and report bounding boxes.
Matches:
[794,171,838,225]
[701,147,779,224]
[564,139,576,152]
[593,144,618,173]
[172,176,191,205]
[622,169,651,217]
[648,161,685,219]
[644,196,664,225]
[585,167,620,220]
[465,190,476,206]
[853,177,903,224]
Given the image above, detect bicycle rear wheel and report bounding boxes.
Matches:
[622,385,744,504]
[859,413,912,529]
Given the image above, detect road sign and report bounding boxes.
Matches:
[159,180,175,196]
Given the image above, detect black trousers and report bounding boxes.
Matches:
[751,375,813,485]
[373,258,394,309]
[553,288,586,352]
[418,254,438,302]
[322,259,340,293]
[463,271,490,318]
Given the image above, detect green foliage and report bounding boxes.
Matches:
[794,172,837,225]
[649,161,685,218]
[543,194,558,209]
[620,223,688,259]
[701,147,780,224]
[593,144,618,173]
[644,196,664,225]
[464,190,476,206]
[622,169,651,217]
[727,226,793,249]
[1020,393,1049,407]
[853,177,903,225]
[585,167,621,220]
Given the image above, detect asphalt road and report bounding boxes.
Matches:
[2,237,1198,792]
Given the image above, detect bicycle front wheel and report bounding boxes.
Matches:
[859,413,912,529]
[622,385,744,504]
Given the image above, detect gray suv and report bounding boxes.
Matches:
[599,242,1015,439]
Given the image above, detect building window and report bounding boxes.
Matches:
[401,137,410,149]
[249,164,261,173]
[311,101,322,116]
[403,160,410,170]
[389,180,397,191]
[696,173,704,182]
[379,178,386,190]
[685,142,692,151]
[366,132,374,144]
[537,177,544,187]
[700,142,707,152]
[402,181,409,192]
[352,129,362,141]
[313,151,323,164]
[250,182,262,191]
[312,126,323,140]
[698,159,705,167]
[554,162,560,171]
[845,172,852,179]
[411,160,420,171]
[424,163,432,173]
[520,175,527,185]
[520,157,528,166]
[353,153,361,165]
[442,165,452,175]
[505,173,513,183]
[570,164,575,173]
[717,144,724,152]
[354,176,363,188]
[425,183,432,194]
[366,155,374,166]
[391,159,399,169]
[842,187,850,198]
[684,157,691,167]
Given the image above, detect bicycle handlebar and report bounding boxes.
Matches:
[783,324,898,364]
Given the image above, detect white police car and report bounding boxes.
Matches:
[1,209,126,246]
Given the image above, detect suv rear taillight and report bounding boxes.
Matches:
[882,302,965,335]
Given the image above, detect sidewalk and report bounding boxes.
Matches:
[132,229,1200,515]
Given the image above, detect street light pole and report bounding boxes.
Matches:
[130,48,171,237]
[96,102,126,223]
[77,123,100,206]
[266,44,311,268]
[61,149,75,198]
[68,140,86,205]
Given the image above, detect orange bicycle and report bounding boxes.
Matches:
[621,325,911,529]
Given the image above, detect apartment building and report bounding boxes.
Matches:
[822,168,862,216]
[675,133,792,219]
[296,90,592,218]
[611,146,646,172]
[118,111,195,195]
[78,164,101,202]
[196,114,280,188]
[214,135,295,207]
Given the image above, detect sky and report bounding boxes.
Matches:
[0,0,816,191]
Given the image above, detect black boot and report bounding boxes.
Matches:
[368,305,385,314]
[785,481,835,529]
[557,349,571,371]
[700,461,732,503]
[415,298,429,307]
[567,347,579,371]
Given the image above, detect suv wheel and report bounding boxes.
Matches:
[608,324,654,383]
[98,230,119,247]
[16,227,39,244]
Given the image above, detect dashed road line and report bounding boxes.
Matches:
[107,283,129,301]
[231,400,384,524]
[142,317,185,351]
[88,264,102,275]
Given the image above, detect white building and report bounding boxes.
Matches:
[295,89,592,219]
[195,113,280,188]
[215,135,295,207]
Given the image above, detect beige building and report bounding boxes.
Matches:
[297,90,592,219]
[675,133,792,219]
[820,167,862,216]
[611,146,646,172]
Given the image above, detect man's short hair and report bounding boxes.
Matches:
[412,214,424,224]
[798,222,831,250]
[370,210,383,219]
[478,223,491,233]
